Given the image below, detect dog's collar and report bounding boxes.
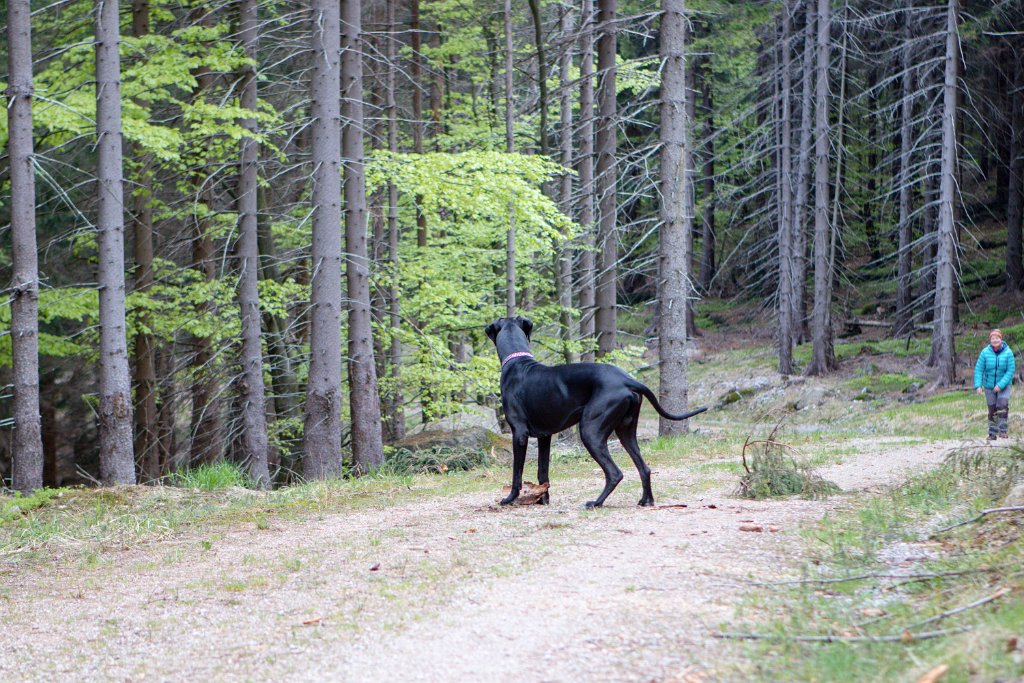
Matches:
[501,351,535,368]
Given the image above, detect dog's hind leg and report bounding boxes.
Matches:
[537,435,551,504]
[500,430,529,505]
[579,401,628,509]
[616,396,654,507]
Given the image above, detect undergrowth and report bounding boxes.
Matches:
[737,424,840,500]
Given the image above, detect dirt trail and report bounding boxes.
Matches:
[1,439,961,682]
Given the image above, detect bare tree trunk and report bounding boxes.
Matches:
[235,0,271,488]
[658,0,691,436]
[863,65,880,262]
[384,0,405,442]
[410,0,427,247]
[129,0,159,484]
[595,0,618,356]
[95,0,136,484]
[699,56,716,293]
[777,1,796,375]
[504,0,517,316]
[7,0,44,492]
[792,0,815,343]
[343,0,385,474]
[931,0,961,386]
[578,0,597,361]
[527,0,548,155]
[805,0,836,376]
[303,0,345,479]
[894,6,916,336]
[683,36,698,340]
[557,3,577,363]
[1007,47,1024,291]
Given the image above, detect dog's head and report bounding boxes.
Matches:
[485,316,533,345]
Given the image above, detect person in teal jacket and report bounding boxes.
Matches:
[974,328,1016,440]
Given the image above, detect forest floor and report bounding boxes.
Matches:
[0,434,968,682]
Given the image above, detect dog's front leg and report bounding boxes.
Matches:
[500,431,529,505]
[536,435,551,505]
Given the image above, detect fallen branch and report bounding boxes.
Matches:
[906,587,1011,630]
[746,567,1002,587]
[933,506,1024,533]
[713,626,968,643]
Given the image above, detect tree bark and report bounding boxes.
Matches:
[129,0,159,484]
[1007,46,1024,291]
[595,0,618,356]
[95,0,137,484]
[791,0,815,343]
[527,0,549,156]
[578,0,597,361]
[504,0,517,316]
[343,0,385,474]
[805,0,836,376]
[699,55,716,293]
[7,0,44,492]
[235,0,271,488]
[303,0,345,479]
[777,1,796,375]
[931,0,961,386]
[410,0,427,247]
[557,3,577,363]
[658,0,691,436]
[385,0,405,442]
[894,5,916,337]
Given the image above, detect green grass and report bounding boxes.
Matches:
[170,462,253,490]
[723,465,1024,682]
[1,488,65,524]
[843,372,919,394]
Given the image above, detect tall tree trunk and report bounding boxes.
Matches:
[777,1,796,375]
[1007,47,1024,291]
[683,35,698,339]
[343,0,385,474]
[658,0,691,436]
[384,0,405,442]
[699,56,716,292]
[7,0,44,492]
[235,0,271,488]
[411,0,427,247]
[130,0,159,483]
[527,0,549,156]
[792,0,815,343]
[303,0,345,479]
[578,0,597,361]
[931,0,961,386]
[805,0,836,376]
[863,65,880,262]
[894,6,916,337]
[595,0,618,356]
[95,0,137,484]
[557,3,577,363]
[504,0,517,316]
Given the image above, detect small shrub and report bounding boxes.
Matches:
[171,462,253,490]
[945,443,1024,499]
[737,426,840,500]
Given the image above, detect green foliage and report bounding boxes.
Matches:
[171,462,253,491]
[738,427,840,500]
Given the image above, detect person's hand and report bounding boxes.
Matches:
[995,385,1001,393]
[977,387,984,394]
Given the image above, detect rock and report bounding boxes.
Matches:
[1003,481,1024,507]
[394,427,508,455]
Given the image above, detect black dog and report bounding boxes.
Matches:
[485,316,707,508]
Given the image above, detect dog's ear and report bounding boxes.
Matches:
[485,320,501,343]
[516,316,533,341]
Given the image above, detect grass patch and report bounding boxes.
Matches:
[843,373,919,394]
[0,488,64,524]
[381,445,493,476]
[722,463,1024,682]
[170,462,253,491]
[737,433,840,500]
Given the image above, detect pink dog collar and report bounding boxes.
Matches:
[501,351,535,368]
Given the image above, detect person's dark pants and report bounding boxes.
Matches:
[985,386,1012,438]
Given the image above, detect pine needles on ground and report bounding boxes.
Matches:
[737,423,840,500]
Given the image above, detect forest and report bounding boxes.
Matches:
[2,0,1023,491]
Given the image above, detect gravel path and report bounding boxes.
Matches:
[0,439,960,682]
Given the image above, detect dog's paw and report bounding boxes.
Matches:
[584,500,601,510]
[540,492,550,505]
[499,494,518,506]
[638,498,655,507]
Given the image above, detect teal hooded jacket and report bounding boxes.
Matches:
[974,343,1016,390]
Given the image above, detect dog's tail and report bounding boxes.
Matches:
[626,380,708,421]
